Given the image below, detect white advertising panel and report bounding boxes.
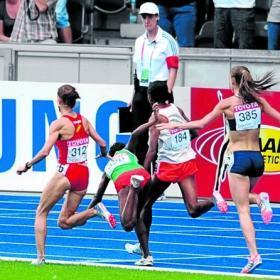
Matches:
[0,81,189,195]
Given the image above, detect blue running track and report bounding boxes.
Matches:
[0,193,279,277]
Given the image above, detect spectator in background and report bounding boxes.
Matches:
[0,0,20,42]
[56,0,72,43]
[130,2,179,165]
[267,0,280,50]
[213,0,255,49]
[10,0,57,43]
[156,0,197,47]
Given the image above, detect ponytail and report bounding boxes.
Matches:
[231,66,277,104]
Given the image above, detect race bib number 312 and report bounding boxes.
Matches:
[67,144,88,163]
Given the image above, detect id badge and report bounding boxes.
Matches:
[140,68,149,85]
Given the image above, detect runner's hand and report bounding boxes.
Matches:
[16,162,31,175]
[151,103,159,123]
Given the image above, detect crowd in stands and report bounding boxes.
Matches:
[0,0,279,49]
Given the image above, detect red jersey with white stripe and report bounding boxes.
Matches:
[56,114,89,165]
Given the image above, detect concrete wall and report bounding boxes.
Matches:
[0,43,279,90]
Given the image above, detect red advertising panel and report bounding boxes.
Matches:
[191,88,280,202]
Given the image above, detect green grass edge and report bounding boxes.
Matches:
[0,260,275,280]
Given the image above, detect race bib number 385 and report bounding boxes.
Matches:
[234,102,261,131]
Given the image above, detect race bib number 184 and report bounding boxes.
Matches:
[170,129,190,150]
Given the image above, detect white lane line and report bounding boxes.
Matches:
[1,249,280,261]
[1,236,280,252]
[0,226,279,243]
[0,212,280,226]
[1,246,280,268]
[2,222,278,236]
[1,200,280,216]
[0,214,280,231]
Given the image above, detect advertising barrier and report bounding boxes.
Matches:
[0,81,189,195]
[0,82,279,202]
[0,81,132,194]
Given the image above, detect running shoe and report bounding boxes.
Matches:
[130,175,144,189]
[31,258,45,265]
[125,242,142,256]
[95,202,117,229]
[241,254,262,274]
[135,255,153,266]
[213,191,228,213]
[259,192,273,225]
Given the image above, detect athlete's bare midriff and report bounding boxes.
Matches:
[227,129,260,152]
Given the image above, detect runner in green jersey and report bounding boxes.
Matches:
[88,104,158,262]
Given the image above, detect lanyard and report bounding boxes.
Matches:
[141,38,156,69]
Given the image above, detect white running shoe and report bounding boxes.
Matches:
[31,258,45,265]
[135,255,153,266]
[95,202,117,229]
[213,191,228,213]
[259,192,273,224]
[241,254,262,274]
[130,175,144,189]
[125,243,142,256]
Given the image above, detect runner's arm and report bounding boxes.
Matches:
[17,120,61,174]
[126,104,159,153]
[177,106,198,140]
[87,119,107,156]
[143,124,159,171]
[88,173,110,208]
[156,102,224,131]
[260,97,280,122]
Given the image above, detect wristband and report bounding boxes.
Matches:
[25,162,31,170]
[100,146,107,157]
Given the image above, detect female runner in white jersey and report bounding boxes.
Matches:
[17,84,116,265]
[157,66,280,274]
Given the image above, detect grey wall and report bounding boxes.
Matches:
[0,43,280,90]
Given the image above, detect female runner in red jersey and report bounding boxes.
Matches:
[17,84,116,265]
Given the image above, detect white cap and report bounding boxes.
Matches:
[139,2,159,15]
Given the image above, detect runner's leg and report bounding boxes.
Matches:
[135,178,170,257]
[118,186,140,231]
[34,173,70,262]
[58,189,97,229]
[179,175,214,218]
[228,173,259,257]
